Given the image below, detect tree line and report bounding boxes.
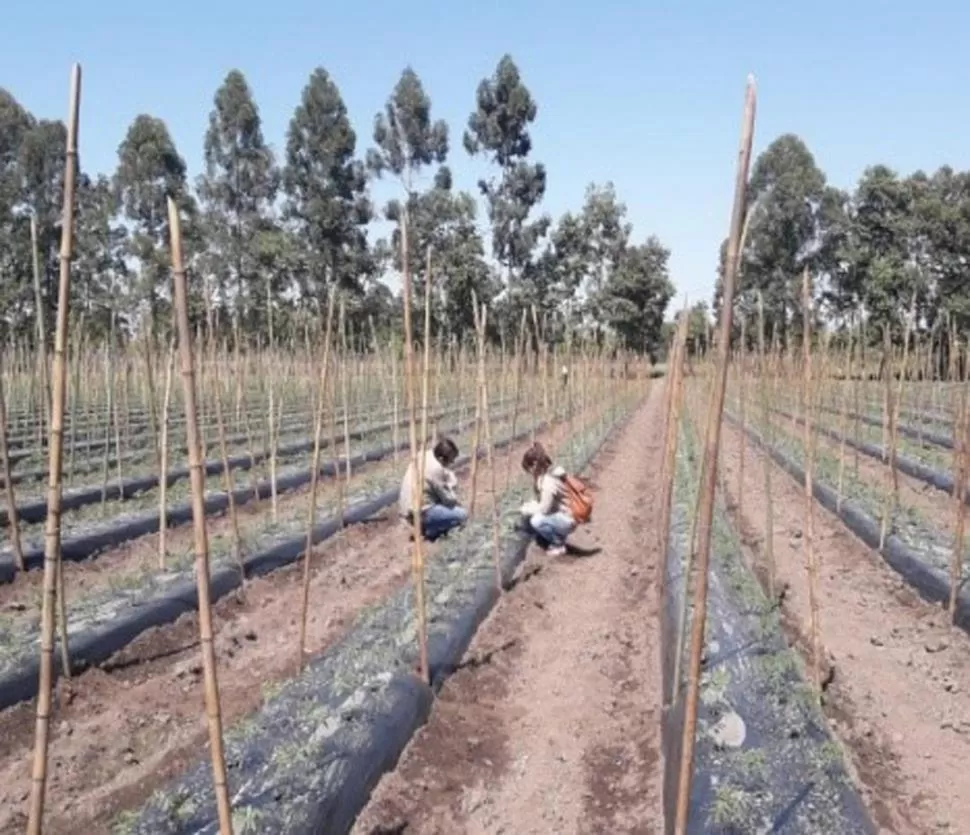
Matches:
[708,133,970,355]
[0,56,674,354]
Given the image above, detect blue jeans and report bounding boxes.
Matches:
[528,512,576,548]
[420,504,468,541]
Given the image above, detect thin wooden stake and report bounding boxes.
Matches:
[158,337,175,569]
[474,303,503,591]
[468,289,485,517]
[166,195,234,834]
[0,352,24,572]
[297,288,336,669]
[801,268,822,696]
[204,285,245,581]
[756,291,775,599]
[401,212,430,684]
[673,75,755,835]
[27,63,81,835]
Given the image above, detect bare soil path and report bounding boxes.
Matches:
[352,387,665,835]
[719,421,970,835]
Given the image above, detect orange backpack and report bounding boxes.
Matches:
[561,473,593,524]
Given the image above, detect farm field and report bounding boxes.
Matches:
[7,18,970,835]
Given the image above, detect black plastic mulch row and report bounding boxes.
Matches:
[115,402,634,834]
[0,402,510,586]
[0,397,478,527]
[773,407,962,500]
[726,413,970,634]
[0,395,452,489]
[660,423,875,834]
[0,404,580,710]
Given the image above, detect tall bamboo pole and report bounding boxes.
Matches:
[166,196,234,834]
[738,314,747,523]
[340,296,352,502]
[204,285,244,580]
[468,289,486,517]
[505,309,529,489]
[401,212,429,684]
[0,352,24,572]
[658,313,688,606]
[158,337,176,569]
[674,75,756,835]
[474,302,502,590]
[27,63,81,835]
[756,291,775,599]
[801,268,822,695]
[297,288,336,669]
[30,213,51,448]
[418,249,433,526]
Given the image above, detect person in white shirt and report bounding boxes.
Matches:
[399,437,468,541]
[518,441,576,557]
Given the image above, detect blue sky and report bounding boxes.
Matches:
[3,0,968,317]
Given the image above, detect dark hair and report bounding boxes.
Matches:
[433,437,459,465]
[521,441,552,477]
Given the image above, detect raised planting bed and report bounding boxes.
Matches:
[0,395,481,526]
[0,395,418,490]
[770,407,964,503]
[0,393,315,451]
[110,396,636,834]
[726,411,970,635]
[0,400,515,585]
[820,406,954,451]
[660,420,875,834]
[0,398,608,710]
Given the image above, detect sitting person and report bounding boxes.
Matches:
[518,441,577,557]
[399,436,468,541]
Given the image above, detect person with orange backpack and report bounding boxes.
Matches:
[518,441,593,556]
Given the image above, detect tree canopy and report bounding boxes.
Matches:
[721,131,970,348]
[0,61,674,352]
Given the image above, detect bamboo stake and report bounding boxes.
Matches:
[142,332,161,471]
[204,285,244,581]
[738,314,746,523]
[0,352,24,572]
[674,75,755,835]
[297,287,336,670]
[267,280,278,523]
[67,314,84,481]
[505,309,529,489]
[756,291,775,599]
[100,317,115,511]
[419,247,433,489]
[401,212,429,684]
[27,64,80,835]
[468,289,485,517]
[879,323,895,550]
[658,313,688,604]
[158,337,175,569]
[166,195,234,834]
[950,341,969,616]
[836,325,853,511]
[327,355,342,520]
[473,303,503,590]
[340,296,353,505]
[884,296,916,539]
[801,268,822,696]
[30,213,51,448]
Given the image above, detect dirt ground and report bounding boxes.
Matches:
[718,421,970,835]
[351,388,665,835]
[0,411,584,834]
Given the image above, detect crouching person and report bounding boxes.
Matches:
[399,436,468,542]
[518,442,593,557]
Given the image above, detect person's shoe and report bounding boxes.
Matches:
[547,545,566,557]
